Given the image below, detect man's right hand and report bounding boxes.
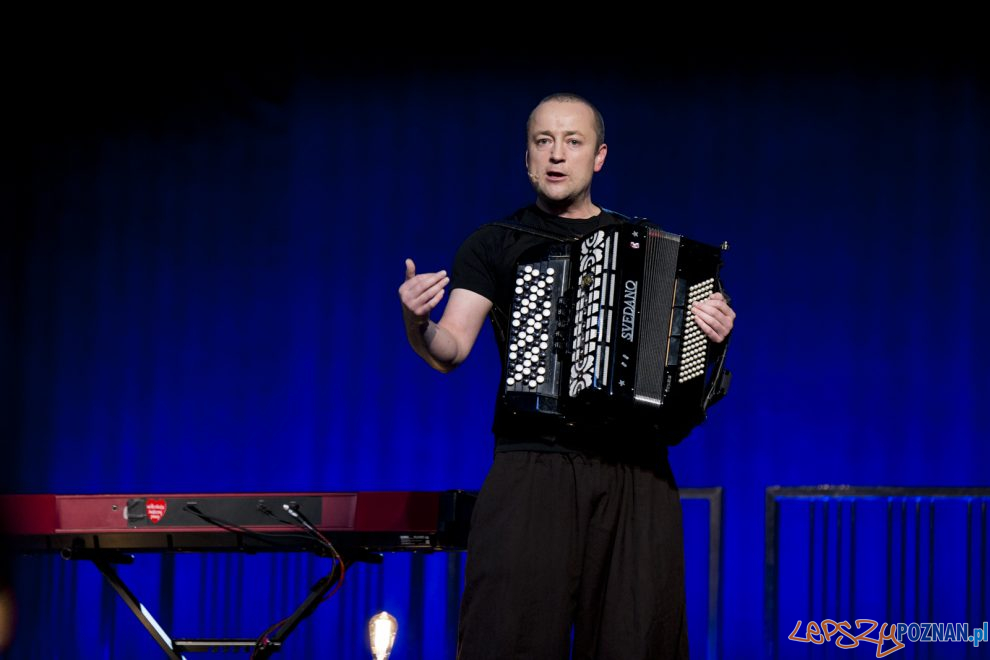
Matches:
[397,258,492,373]
[399,258,450,325]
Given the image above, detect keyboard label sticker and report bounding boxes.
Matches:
[146,499,167,524]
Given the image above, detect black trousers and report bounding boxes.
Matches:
[456,450,688,660]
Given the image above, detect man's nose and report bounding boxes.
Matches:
[550,141,565,162]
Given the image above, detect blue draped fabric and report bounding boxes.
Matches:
[4,35,988,658]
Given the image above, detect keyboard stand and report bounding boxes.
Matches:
[63,547,370,658]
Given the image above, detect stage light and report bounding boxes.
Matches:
[368,610,397,660]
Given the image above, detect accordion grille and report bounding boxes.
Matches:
[568,230,612,397]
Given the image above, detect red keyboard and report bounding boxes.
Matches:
[0,491,475,554]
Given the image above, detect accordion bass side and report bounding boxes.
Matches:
[502,221,729,425]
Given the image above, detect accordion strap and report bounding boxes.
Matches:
[703,336,732,410]
[486,207,643,243]
[486,220,581,242]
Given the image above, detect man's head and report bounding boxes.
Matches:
[525,93,607,219]
[526,92,605,149]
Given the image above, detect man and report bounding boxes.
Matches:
[399,93,735,659]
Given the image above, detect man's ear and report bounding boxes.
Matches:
[594,143,608,172]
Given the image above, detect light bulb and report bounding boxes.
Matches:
[368,610,397,660]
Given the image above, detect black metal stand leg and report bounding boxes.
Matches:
[91,557,185,660]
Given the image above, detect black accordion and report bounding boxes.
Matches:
[502,221,729,427]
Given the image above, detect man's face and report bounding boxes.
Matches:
[525,100,607,214]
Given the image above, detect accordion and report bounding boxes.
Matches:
[502,221,729,427]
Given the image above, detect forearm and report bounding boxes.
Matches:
[405,316,462,373]
[399,273,489,373]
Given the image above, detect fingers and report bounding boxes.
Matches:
[696,293,734,319]
[691,313,724,343]
[428,287,445,309]
[409,273,448,316]
[399,259,449,318]
[691,293,736,343]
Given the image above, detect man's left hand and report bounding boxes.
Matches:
[691,292,735,343]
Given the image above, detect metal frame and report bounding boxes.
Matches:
[681,486,724,660]
[764,486,990,660]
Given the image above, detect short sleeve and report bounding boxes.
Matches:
[450,226,500,303]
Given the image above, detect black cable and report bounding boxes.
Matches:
[176,502,348,659]
[281,504,342,558]
[181,504,320,550]
[249,505,347,659]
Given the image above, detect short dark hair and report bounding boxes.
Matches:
[527,92,606,149]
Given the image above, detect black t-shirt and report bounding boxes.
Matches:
[451,204,693,460]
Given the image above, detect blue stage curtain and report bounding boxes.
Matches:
[4,37,987,658]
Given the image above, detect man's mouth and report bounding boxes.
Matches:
[546,170,566,181]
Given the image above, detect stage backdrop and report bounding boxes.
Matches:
[4,35,988,659]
